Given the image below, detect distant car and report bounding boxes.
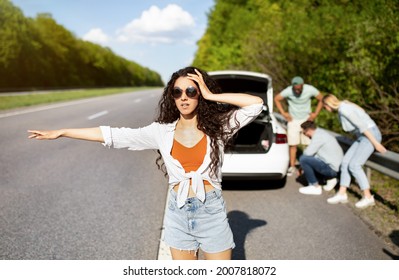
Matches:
[209,70,289,180]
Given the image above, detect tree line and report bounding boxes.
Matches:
[193,0,399,152]
[0,0,163,91]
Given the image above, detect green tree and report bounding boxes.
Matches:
[193,0,399,151]
[0,0,31,87]
[193,0,257,70]
[0,0,163,90]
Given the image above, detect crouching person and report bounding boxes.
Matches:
[298,121,344,195]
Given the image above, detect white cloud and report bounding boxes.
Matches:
[116,4,196,44]
[82,28,110,45]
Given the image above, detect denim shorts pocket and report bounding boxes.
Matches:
[204,196,225,215]
[168,199,176,212]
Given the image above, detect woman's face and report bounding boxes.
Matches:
[323,103,333,112]
[172,76,200,118]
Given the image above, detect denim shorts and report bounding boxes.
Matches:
[163,188,235,254]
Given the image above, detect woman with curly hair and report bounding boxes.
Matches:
[28,67,263,260]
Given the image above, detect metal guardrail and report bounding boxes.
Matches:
[273,112,399,180]
[330,132,399,180]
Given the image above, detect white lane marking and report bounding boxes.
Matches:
[0,99,94,119]
[87,110,108,120]
[134,98,142,103]
[158,190,172,260]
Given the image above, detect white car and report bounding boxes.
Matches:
[209,70,289,181]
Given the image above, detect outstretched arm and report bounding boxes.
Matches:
[28,127,104,142]
[188,69,263,107]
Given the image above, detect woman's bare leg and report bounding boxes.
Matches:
[203,248,232,260]
[170,248,198,260]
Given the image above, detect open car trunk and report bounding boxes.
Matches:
[210,71,274,154]
[229,117,274,153]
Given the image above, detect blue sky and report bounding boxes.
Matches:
[11,0,215,83]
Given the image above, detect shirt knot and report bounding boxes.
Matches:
[176,171,205,208]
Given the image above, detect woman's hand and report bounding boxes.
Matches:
[374,142,387,154]
[187,69,214,100]
[28,130,63,140]
[363,130,387,154]
[28,127,103,142]
[187,68,263,107]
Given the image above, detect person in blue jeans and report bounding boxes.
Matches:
[322,94,387,209]
[298,121,344,195]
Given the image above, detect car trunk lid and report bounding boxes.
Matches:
[209,70,275,154]
[208,70,273,111]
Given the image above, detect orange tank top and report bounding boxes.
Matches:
[171,135,207,172]
[171,135,211,186]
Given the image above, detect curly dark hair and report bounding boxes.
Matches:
[155,66,239,178]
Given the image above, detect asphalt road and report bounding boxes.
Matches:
[0,90,393,260]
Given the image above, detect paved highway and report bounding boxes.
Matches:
[0,89,393,259]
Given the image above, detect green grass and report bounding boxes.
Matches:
[371,171,399,211]
[0,87,157,110]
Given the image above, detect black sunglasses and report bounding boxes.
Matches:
[172,86,198,99]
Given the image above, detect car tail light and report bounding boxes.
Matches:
[275,133,287,144]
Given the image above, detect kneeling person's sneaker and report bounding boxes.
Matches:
[327,192,348,204]
[355,196,375,209]
[287,166,297,176]
[299,185,322,195]
[323,178,337,191]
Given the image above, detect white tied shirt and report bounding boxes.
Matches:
[100,103,263,208]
